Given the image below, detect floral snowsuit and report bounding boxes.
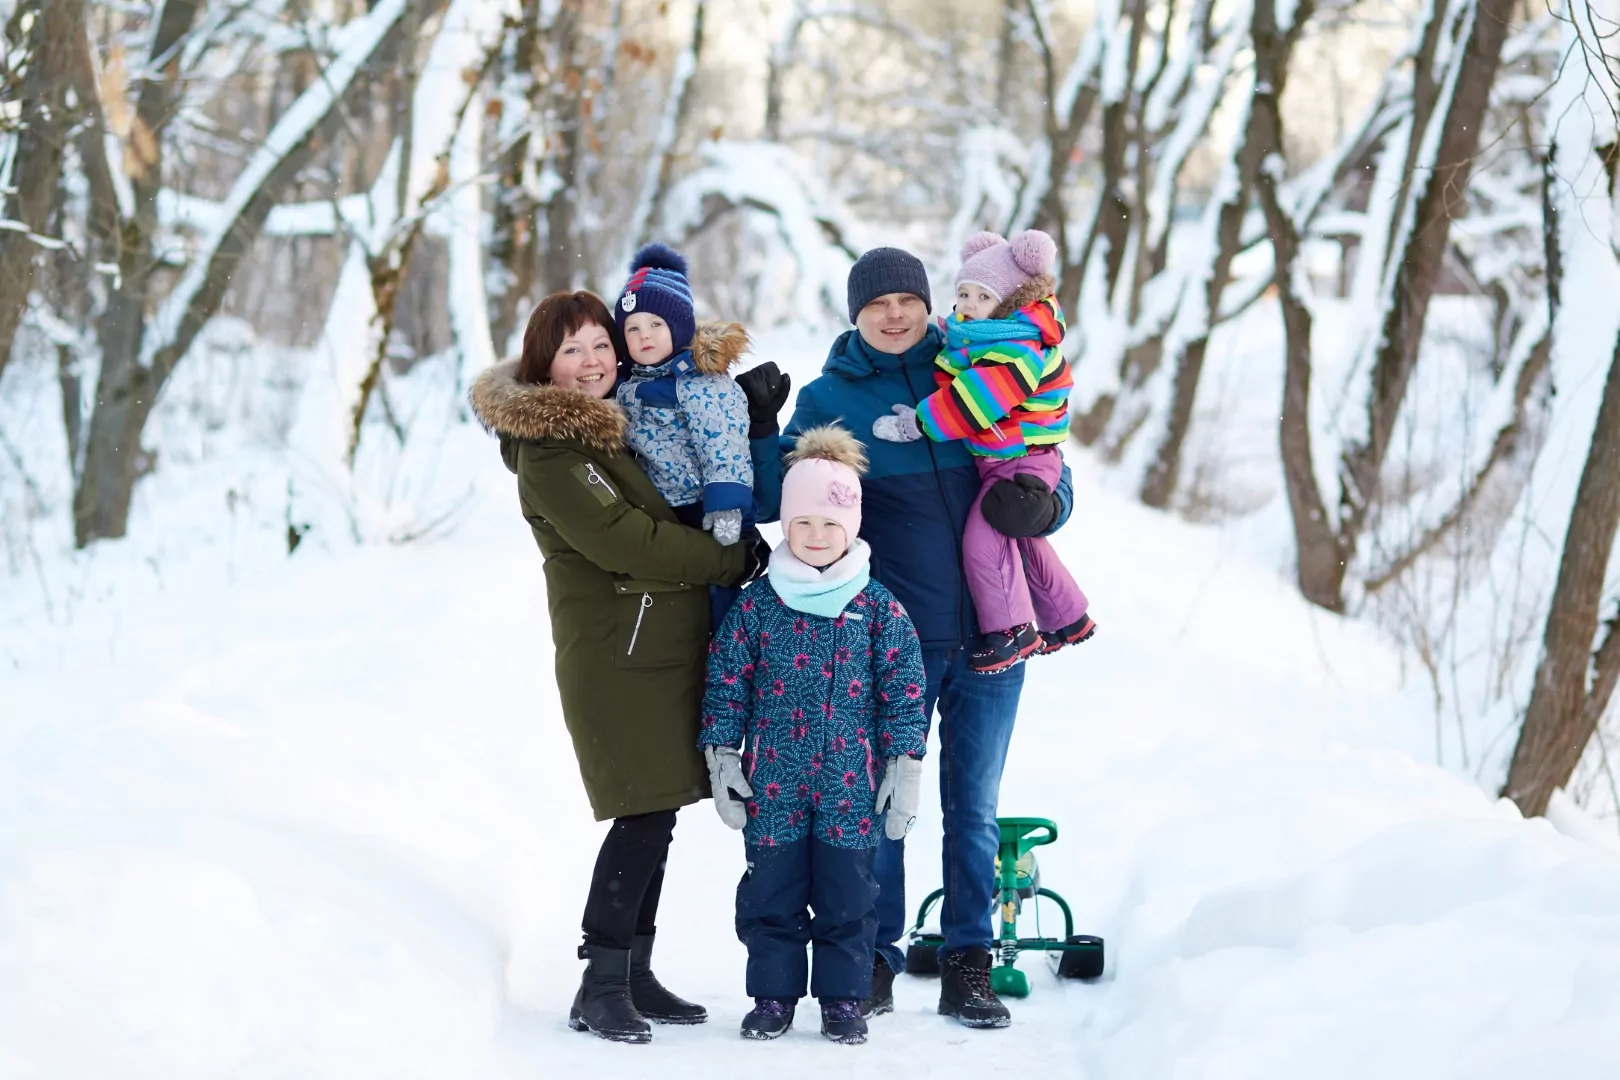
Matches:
[702,571,928,1003]
[700,579,929,848]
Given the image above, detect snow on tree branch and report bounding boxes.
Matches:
[140,0,409,375]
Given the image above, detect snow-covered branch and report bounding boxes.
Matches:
[141,0,410,377]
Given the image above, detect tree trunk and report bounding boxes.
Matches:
[1073,0,1150,309]
[0,0,83,386]
[1502,329,1620,816]
[1338,0,1517,555]
[541,0,584,295]
[632,0,709,250]
[1363,149,1562,596]
[1253,79,1345,610]
[995,0,1020,116]
[489,0,545,351]
[1026,0,1104,307]
[72,0,203,547]
[1140,0,1315,509]
[72,0,408,546]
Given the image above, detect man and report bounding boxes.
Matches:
[741,247,1072,1028]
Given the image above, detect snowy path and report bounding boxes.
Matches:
[4,431,1619,1079]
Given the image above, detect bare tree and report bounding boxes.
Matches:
[0,0,82,388]
[1138,0,1316,510]
[1502,323,1620,817]
[61,0,411,546]
[1331,0,1520,601]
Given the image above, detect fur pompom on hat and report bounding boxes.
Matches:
[616,242,696,353]
[781,425,867,541]
[955,229,1058,303]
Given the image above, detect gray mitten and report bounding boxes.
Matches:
[874,755,924,840]
[872,403,923,443]
[704,745,752,830]
[703,508,744,546]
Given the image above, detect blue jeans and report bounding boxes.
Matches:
[873,647,1024,970]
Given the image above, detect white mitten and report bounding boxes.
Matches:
[871,404,923,443]
[704,745,752,830]
[703,508,744,546]
[874,756,924,840]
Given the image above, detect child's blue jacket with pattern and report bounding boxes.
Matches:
[699,575,929,849]
[617,322,753,515]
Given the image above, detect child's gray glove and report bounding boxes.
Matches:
[874,755,924,840]
[703,508,743,546]
[704,745,752,830]
[872,404,923,443]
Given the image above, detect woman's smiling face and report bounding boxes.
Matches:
[549,321,618,397]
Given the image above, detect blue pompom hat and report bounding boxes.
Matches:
[615,243,696,354]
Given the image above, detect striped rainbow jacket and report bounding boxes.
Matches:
[915,297,1072,459]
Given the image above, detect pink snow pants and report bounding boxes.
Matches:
[963,448,1089,635]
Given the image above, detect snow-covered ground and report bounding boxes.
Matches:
[3,340,1620,1079]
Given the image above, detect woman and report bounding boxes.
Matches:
[469,291,768,1044]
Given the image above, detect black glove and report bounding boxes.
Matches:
[735,362,792,439]
[979,474,1061,538]
[738,525,773,583]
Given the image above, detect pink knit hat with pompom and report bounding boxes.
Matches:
[780,425,867,541]
[955,230,1058,303]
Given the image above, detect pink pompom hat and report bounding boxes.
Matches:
[955,229,1058,303]
[779,425,868,540]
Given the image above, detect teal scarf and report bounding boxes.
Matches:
[768,540,871,618]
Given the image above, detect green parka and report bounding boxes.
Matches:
[469,360,747,820]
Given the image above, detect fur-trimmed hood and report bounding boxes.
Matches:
[467,360,627,453]
[689,320,751,376]
[990,273,1057,320]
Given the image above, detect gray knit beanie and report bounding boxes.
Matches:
[846,247,932,323]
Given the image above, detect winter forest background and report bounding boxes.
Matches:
[4,0,1620,1072]
[6,0,1617,825]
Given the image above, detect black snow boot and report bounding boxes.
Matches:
[1036,613,1098,656]
[820,999,868,1044]
[938,946,1012,1029]
[970,623,1043,674]
[629,934,707,1024]
[568,944,652,1044]
[739,997,796,1040]
[860,955,895,1018]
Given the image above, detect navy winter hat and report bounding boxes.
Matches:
[616,243,696,354]
[846,247,932,323]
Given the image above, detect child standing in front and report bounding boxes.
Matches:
[872,230,1096,674]
[700,427,929,1045]
[614,242,754,626]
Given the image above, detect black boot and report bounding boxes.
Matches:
[820,999,868,1044]
[860,956,895,1018]
[740,997,796,1040]
[568,944,652,1044]
[938,946,1011,1029]
[629,934,707,1024]
[970,624,1042,674]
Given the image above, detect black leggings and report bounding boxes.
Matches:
[581,809,678,950]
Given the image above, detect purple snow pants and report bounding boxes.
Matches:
[963,448,1089,635]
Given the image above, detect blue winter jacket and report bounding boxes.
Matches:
[617,322,754,515]
[752,325,1075,651]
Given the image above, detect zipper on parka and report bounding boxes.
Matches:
[584,461,617,500]
[627,592,653,655]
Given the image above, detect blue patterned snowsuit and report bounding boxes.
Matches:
[616,323,753,518]
[702,574,929,1001]
[701,578,929,847]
